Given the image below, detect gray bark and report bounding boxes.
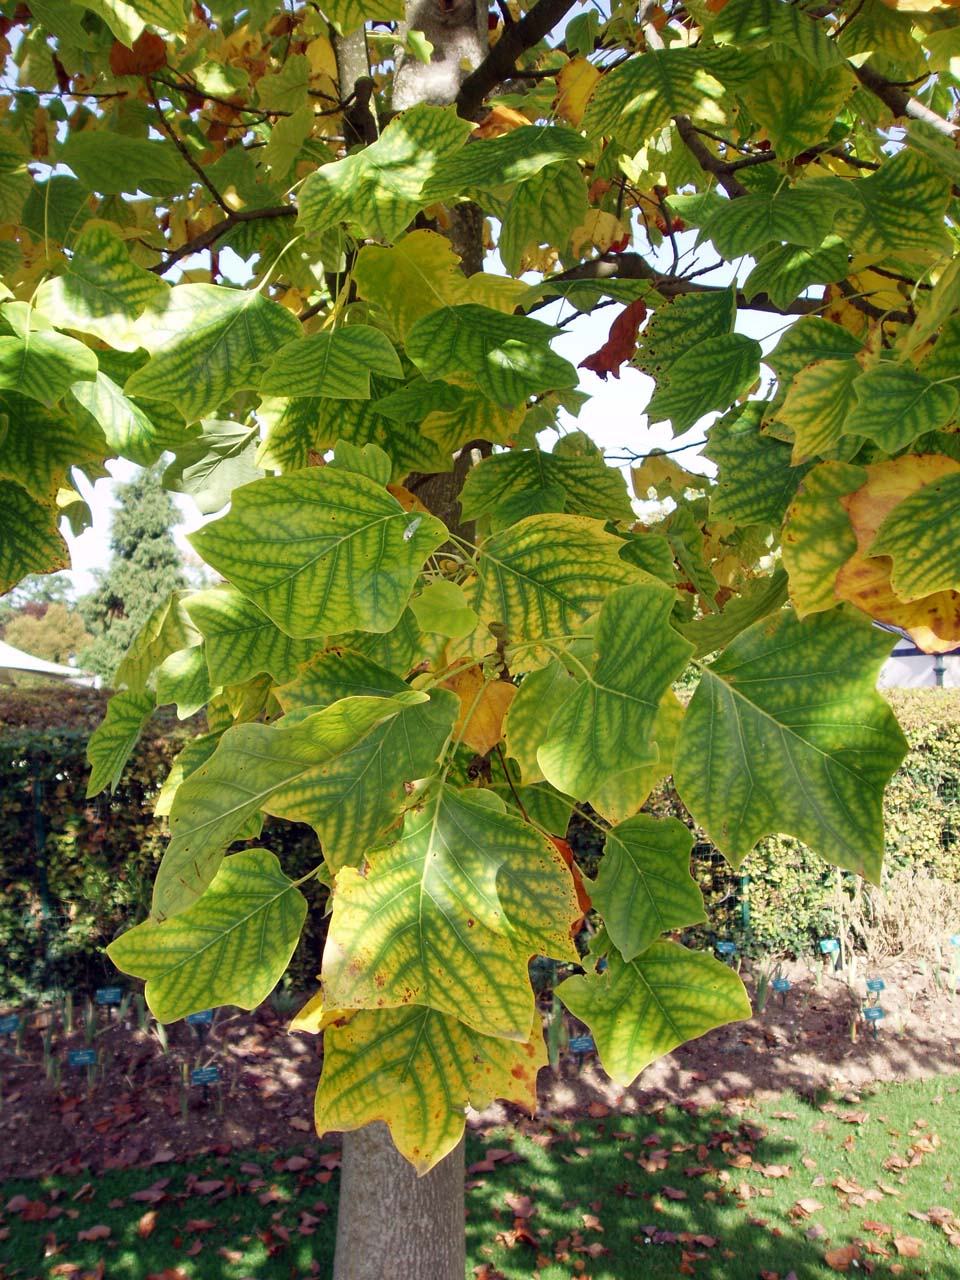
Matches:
[333,1123,466,1280]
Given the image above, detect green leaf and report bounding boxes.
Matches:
[410,581,478,640]
[68,373,188,468]
[162,420,262,515]
[115,592,199,694]
[674,607,908,881]
[322,786,580,1040]
[428,124,589,199]
[406,305,578,408]
[705,403,808,528]
[124,285,301,422]
[869,467,960,600]
[0,308,97,405]
[86,689,155,797]
[778,358,862,464]
[155,690,454,916]
[504,661,577,787]
[314,1006,544,1174]
[647,335,761,435]
[741,61,855,157]
[538,584,693,804]
[679,568,789,658]
[155,731,222,817]
[58,131,192,196]
[703,185,835,258]
[584,50,726,153]
[260,326,402,400]
[463,514,651,673]
[108,849,306,1023]
[557,940,751,1086]
[499,161,588,277]
[708,0,841,68]
[316,0,403,35]
[156,645,214,719]
[782,462,866,618]
[0,135,31,224]
[743,236,850,312]
[0,479,68,594]
[331,607,436,678]
[78,0,188,42]
[591,817,704,962]
[328,441,393,487]
[185,584,317,686]
[835,151,952,257]
[0,392,106,500]
[190,469,448,639]
[590,692,684,825]
[844,365,958,454]
[460,447,633,525]
[34,222,167,350]
[635,292,735,381]
[766,316,864,390]
[618,531,677,584]
[297,104,474,242]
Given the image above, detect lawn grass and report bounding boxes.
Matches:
[3,1076,960,1279]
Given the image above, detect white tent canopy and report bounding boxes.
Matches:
[0,639,94,685]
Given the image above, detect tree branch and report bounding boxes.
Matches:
[148,205,297,276]
[854,61,959,140]
[531,252,824,316]
[456,0,577,119]
[147,77,231,214]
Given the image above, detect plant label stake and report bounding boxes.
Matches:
[190,1063,219,1105]
[819,938,841,971]
[866,979,885,994]
[95,987,123,1022]
[716,941,737,967]
[568,1034,595,1073]
[0,1014,20,1036]
[772,976,791,1007]
[187,1008,214,1047]
[863,1005,884,1039]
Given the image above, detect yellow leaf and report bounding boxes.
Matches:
[472,104,531,138]
[353,230,463,342]
[821,284,874,341]
[554,57,601,127]
[836,456,960,652]
[290,991,355,1034]
[571,209,630,257]
[305,35,338,80]
[441,663,517,755]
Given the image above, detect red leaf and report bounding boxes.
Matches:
[109,31,167,76]
[578,299,647,381]
[504,1192,535,1219]
[137,1210,158,1239]
[77,1224,111,1242]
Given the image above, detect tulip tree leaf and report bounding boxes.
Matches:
[782,462,868,617]
[109,849,307,1023]
[407,304,578,408]
[557,940,751,1086]
[504,661,577,787]
[154,690,455,917]
[675,607,908,882]
[460,447,633,525]
[0,392,106,500]
[260,326,403,400]
[162,420,262,515]
[647,335,761,435]
[741,61,855,157]
[869,463,960,601]
[323,786,580,1039]
[35,222,167,351]
[0,480,67,594]
[86,689,156,797]
[463,514,650,673]
[584,49,726,153]
[778,358,862,463]
[314,1007,544,1174]
[190,468,448,639]
[115,591,200,695]
[590,816,703,962]
[705,403,808,529]
[0,318,97,405]
[68,373,188,468]
[124,284,301,422]
[538,584,693,804]
[156,645,214,719]
[185,584,318,686]
[844,364,959,454]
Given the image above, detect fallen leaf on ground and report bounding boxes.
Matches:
[504,1192,535,1219]
[824,1243,861,1270]
[77,1225,110,1242]
[137,1210,157,1238]
[791,1199,824,1218]
[893,1235,923,1257]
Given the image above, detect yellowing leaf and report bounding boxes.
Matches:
[571,209,630,257]
[472,105,531,138]
[870,462,960,599]
[782,462,866,617]
[555,57,601,127]
[440,664,517,755]
[314,1007,545,1173]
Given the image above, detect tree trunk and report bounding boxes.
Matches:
[333,1124,466,1280]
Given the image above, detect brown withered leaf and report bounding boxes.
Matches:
[77,1225,111,1242]
[893,1235,923,1257]
[824,1243,861,1271]
[790,1198,824,1219]
[578,299,648,381]
[504,1192,535,1220]
[137,1210,157,1239]
[109,31,166,76]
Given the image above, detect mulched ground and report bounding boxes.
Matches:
[2,955,958,1183]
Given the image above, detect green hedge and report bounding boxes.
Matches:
[0,689,326,1005]
[2,686,957,1004]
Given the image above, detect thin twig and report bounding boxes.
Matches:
[148,204,297,275]
[456,0,578,118]
[147,76,231,213]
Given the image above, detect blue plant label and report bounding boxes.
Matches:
[0,1014,20,1034]
[68,1049,97,1066]
[95,986,123,1005]
[186,1009,214,1025]
[819,938,840,954]
[950,934,960,947]
[772,978,791,993]
[191,1065,219,1085]
[863,1006,884,1022]
[866,979,885,993]
[569,1035,595,1055]
[716,941,737,955]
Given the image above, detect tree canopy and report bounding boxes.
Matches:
[1,0,958,1178]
